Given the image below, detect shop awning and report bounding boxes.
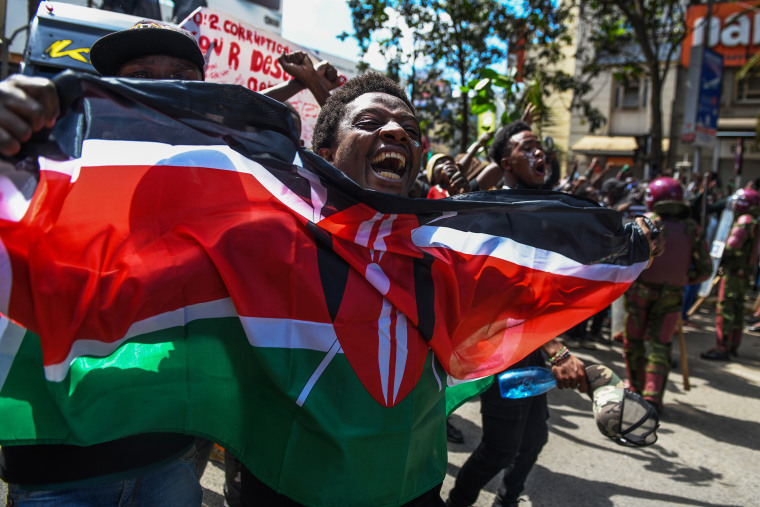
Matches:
[717,117,757,131]
[571,135,670,155]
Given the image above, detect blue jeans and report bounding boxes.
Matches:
[6,444,202,506]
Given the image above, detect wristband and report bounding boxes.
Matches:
[549,346,569,366]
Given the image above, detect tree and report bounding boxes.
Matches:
[341,0,575,153]
[575,0,698,174]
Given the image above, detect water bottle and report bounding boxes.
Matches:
[497,366,557,399]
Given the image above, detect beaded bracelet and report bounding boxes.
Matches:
[549,346,569,366]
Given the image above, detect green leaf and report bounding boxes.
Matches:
[471,103,495,115]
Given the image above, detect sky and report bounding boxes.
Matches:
[279,0,387,70]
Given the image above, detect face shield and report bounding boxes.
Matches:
[586,364,660,447]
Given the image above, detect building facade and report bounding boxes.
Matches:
[553,2,759,188]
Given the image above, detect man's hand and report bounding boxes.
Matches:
[635,215,666,263]
[0,75,60,157]
[441,165,469,195]
[542,339,587,392]
[278,52,331,106]
[552,354,588,392]
[315,60,342,91]
[279,52,317,85]
[521,103,541,126]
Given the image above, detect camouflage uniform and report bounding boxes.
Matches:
[715,213,759,354]
[624,206,711,409]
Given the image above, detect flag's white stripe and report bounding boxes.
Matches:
[38,156,82,181]
[44,298,238,382]
[0,317,26,392]
[378,298,393,404]
[0,237,11,315]
[44,307,345,384]
[239,316,341,352]
[356,212,382,247]
[432,355,443,392]
[77,140,321,224]
[296,338,342,407]
[374,214,396,251]
[292,151,303,168]
[412,225,648,284]
[392,310,407,404]
[0,176,32,222]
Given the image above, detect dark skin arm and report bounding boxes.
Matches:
[459,130,493,176]
[0,75,59,157]
[475,162,503,190]
[263,52,340,106]
[521,102,541,126]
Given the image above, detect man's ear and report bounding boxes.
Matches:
[318,147,334,162]
[499,156,511,173]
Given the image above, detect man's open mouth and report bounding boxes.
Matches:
[371,151,407,181]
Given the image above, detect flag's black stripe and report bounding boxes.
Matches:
[310,224,349,323]
[423,211,647,268]
[53,71,300,169]
[413,251,436,342]
[47,74,648,269]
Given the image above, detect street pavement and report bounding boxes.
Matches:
[2,300,759,506]
[440,301,760,507]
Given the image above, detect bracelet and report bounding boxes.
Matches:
[549,346,569,366]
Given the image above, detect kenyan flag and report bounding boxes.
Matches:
[0,74,650,505]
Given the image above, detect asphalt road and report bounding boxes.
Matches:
[3,300,759,506]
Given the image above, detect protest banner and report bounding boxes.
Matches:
[182,7,338,147]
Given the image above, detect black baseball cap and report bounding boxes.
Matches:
[90,19,205,78]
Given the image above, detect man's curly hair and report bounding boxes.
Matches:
[488,120,532,164]
[312,72,416,152]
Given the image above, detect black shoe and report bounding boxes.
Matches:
[446,421,464,444]
[729,347,739,357]
[700,349,730,361]
[494,497,525,507]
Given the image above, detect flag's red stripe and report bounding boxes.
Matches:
[426,250,628,379]
[3,165,334,365]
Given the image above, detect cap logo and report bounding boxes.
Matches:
[131,22,176,31]
[45,40,90,63]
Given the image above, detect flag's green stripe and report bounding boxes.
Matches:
[445,376,494,417]
[0,318,448,506]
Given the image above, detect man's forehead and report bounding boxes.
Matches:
[346,92,417,120]
[510,130,539,144]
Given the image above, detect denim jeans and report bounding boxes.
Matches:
[6,444,202,507]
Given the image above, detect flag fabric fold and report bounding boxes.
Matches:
[0,73,649,505]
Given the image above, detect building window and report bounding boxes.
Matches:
[615,79,647,109]
[737,70,760,102]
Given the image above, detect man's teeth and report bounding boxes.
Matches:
[371,151,406,170]
[377,171,401,180]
